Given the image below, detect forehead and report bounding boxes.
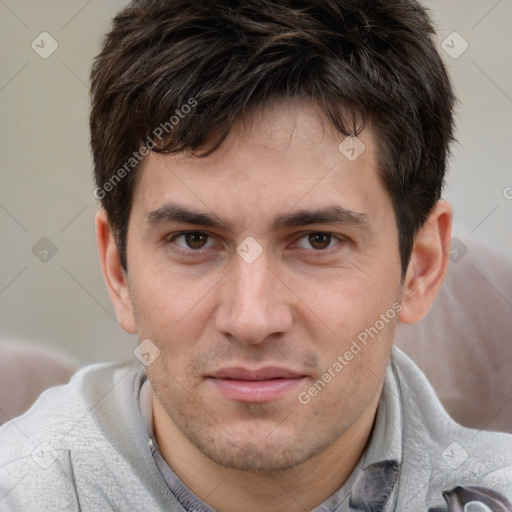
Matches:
[132,101,387,224]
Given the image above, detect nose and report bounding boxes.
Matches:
[214,250,294,345]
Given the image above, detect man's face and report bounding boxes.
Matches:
[124,102,403,472]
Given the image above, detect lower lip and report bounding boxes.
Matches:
[209,377,306,403]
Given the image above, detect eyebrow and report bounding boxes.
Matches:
[272,205,370,231]
[146,203,233,231]
[146,203,370,231]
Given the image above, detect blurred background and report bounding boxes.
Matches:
[0,0,511,365]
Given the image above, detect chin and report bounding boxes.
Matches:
[197,438,310,472]
[186,423,337,473]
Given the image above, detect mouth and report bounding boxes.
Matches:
[206,366,307,403]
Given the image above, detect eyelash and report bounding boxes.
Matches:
[165,231,346,257]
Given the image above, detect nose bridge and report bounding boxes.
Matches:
[230,252,274,317]
[215,250,291,343]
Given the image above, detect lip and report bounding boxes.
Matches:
[210,366,305,380]
[207,366,306,403]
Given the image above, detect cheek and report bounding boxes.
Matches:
[292,270,398,337]
[292,272,399,392]
[302,317,395,418]
[129,262,220,349]
[130,261,218,331]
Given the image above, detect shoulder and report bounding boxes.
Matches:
[390,348,512,509]
[0,361,137,451]
[0,362,141,510]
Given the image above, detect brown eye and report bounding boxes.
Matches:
[308,233,332,250]
[184,232,209,249]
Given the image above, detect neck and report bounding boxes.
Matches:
[152,392,381,512]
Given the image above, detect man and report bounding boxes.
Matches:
[1,0,511,510]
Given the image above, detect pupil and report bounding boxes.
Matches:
[186,233,207,249]
[310,233,330,249]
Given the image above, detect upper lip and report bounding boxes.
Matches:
[209,366,305,380]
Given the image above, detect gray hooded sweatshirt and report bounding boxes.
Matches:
[1,348,511,512]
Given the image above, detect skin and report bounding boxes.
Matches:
[97,100,452,511]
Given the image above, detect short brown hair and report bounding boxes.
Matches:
[90,0,456,274]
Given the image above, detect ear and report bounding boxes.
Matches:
[96,209,137,334]
[399,200,453,324]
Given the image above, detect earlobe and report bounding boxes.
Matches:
[95,209,137,334]
[399,200,453,324]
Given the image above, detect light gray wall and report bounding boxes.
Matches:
[1,1,511,364]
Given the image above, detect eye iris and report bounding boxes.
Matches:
[309,233,331,250]
[185,232,208,249]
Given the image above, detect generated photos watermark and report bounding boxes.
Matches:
[298,301,403,405]
[93,97,197,200]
